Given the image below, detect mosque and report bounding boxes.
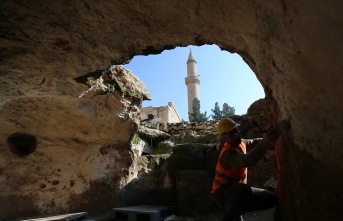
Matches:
[140,49,200,123]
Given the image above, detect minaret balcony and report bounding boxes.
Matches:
[185,76,200,85]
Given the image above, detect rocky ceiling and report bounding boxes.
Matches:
[1,0,343,220]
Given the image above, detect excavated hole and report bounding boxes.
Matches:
[7,132,37,156]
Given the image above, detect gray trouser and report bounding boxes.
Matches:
[212,183,277,221]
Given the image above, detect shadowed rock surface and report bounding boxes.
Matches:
[1,1,343,221]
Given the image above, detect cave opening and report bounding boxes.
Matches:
[123,44,265,121]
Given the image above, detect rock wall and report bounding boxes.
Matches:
[0,94,134,218]
[0,65,150,219]
[1,1,343,220]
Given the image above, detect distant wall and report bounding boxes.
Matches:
[141,102,182,124]
[142,115,265,139]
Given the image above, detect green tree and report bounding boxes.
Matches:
[211,102,222,120]
[221,103,235,117]
[188,98,209,122]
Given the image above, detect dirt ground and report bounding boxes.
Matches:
[194,208,275,221]
[171,208,275,221]
[90,208,275,221]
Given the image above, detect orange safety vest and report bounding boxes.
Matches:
[211,141,247,194]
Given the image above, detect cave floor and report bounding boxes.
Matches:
[88,208,275,221]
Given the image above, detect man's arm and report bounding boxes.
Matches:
[220,144,267,169]
[219,121,290,169]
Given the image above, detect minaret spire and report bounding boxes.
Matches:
[187,49,196,62]
[186,49,198,77]
[185,49,200,118]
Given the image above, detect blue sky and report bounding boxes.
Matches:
[124,45,265,121]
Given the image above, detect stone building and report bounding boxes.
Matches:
[140,102,182,123]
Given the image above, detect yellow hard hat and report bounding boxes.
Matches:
[217,118,239,135]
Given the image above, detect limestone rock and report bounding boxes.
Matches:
[167,143,207,173]
[137,126,171,147]
[262,177,278,192]
[155,140,175,154]
[175,170,216,215]
[76,65,151,103]
[0,66,150,218]
[108,65,152,101]
[119,154,174,206]
[171,130,217,145]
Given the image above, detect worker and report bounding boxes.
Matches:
[211,118,285,221]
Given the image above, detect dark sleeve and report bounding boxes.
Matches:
[220,144,267,169]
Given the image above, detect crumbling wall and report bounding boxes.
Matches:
[1,1,342,220]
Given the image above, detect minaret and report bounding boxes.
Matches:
[185,49,200,115]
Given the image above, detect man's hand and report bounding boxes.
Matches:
[259,126,280,149]
[259,120,291,149]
